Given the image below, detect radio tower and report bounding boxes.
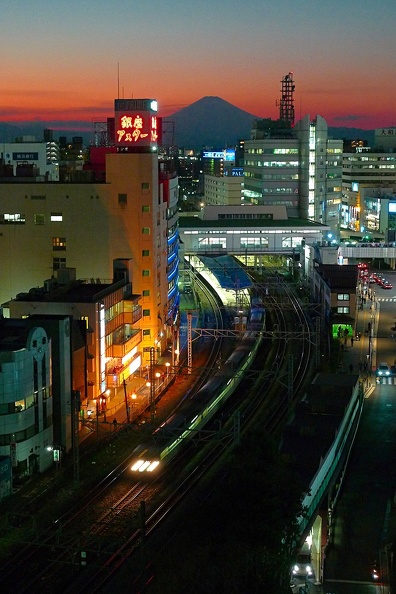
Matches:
[279,72,295,127]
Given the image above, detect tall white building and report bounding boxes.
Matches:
[243,114,343,235]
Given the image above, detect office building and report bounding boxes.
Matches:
[243,114,343,234]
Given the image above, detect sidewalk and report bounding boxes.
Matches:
[337,296,379,397]
[78,292,201,442]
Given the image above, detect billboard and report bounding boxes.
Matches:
[114,99,160,151]
[203,149,235,161]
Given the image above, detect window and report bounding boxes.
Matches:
[141,182,150,191]
[142,270,150,277]
[142,227,150,234]
[337,293,350,301]
[142,289,150,296]
[34,214,45,225]
[337,306,350,314]
[52,237,66,251]
[142,250,150,257]
[143,309,150,317]
[53,257,66,271]
[31,195,46,200]
[50,213,63,222]
[142,205,150,212]
[143,329,151,337]
[0,213,25,224]
[118,193,127,205]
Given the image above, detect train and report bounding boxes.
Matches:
[131,302,266,474]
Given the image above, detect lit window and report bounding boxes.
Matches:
[0,213,25,224]
[337,293,350,301]
[52,237,66,251]
[143,309,150,317]
[337,306,350,314]
[143,290,150,296]
[142,270,150,277]
[50,213,62,222]
[142,205,150,212]
[142,227,150,234]
[142,250,150,257]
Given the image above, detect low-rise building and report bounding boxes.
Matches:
[0,320,54,482]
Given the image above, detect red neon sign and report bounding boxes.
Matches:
[115,112,158,148]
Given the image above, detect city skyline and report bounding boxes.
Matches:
[1,0,396,131]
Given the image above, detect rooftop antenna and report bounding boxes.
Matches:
[117,62,120,99]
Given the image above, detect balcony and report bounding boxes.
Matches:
[107,329,142,358]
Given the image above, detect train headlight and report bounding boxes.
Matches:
[138,461,151,472]
[131,459,145,471]
[147,461,160,472]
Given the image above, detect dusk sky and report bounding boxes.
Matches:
[2,0,396,130]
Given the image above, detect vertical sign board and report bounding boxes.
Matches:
[114,99,160,151]
[10,443,17,467]
[53,449,60,463]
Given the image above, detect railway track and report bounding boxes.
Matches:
[0,271,315,593]
[0,276,227,594]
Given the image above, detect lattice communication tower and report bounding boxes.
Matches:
[279,72,295,127]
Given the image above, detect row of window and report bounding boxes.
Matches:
[245,160,299,167]
[0,213,63,224]
[0,422,46,445]
[246,148,299,155]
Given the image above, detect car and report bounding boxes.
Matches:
[381,281,393,289]
[377,362,390,376]
[291,542,314,586]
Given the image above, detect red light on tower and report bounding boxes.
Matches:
[114,99,159,151]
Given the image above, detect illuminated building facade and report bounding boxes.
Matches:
[243,114,343,236]
[5,269,143,410]
[204,174,243,206]
[0,98,179,369]
[342,149,396,234]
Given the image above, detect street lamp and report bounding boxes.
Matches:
[155,371,161,391]
[131,392,137,419]
[165,362,170,378]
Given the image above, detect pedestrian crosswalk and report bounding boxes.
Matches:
[377,376,396,385]
[377,297,396,302]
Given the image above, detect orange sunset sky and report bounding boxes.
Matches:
[1,0,396,131]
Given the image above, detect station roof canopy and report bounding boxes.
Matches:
[199,255,252,290]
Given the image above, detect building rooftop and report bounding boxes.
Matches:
[315,264,357,290]
[5,279,140,306]
[179,216,328,229]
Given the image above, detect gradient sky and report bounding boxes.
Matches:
[1,0,396,130]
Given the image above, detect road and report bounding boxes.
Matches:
[323,271,396,594]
